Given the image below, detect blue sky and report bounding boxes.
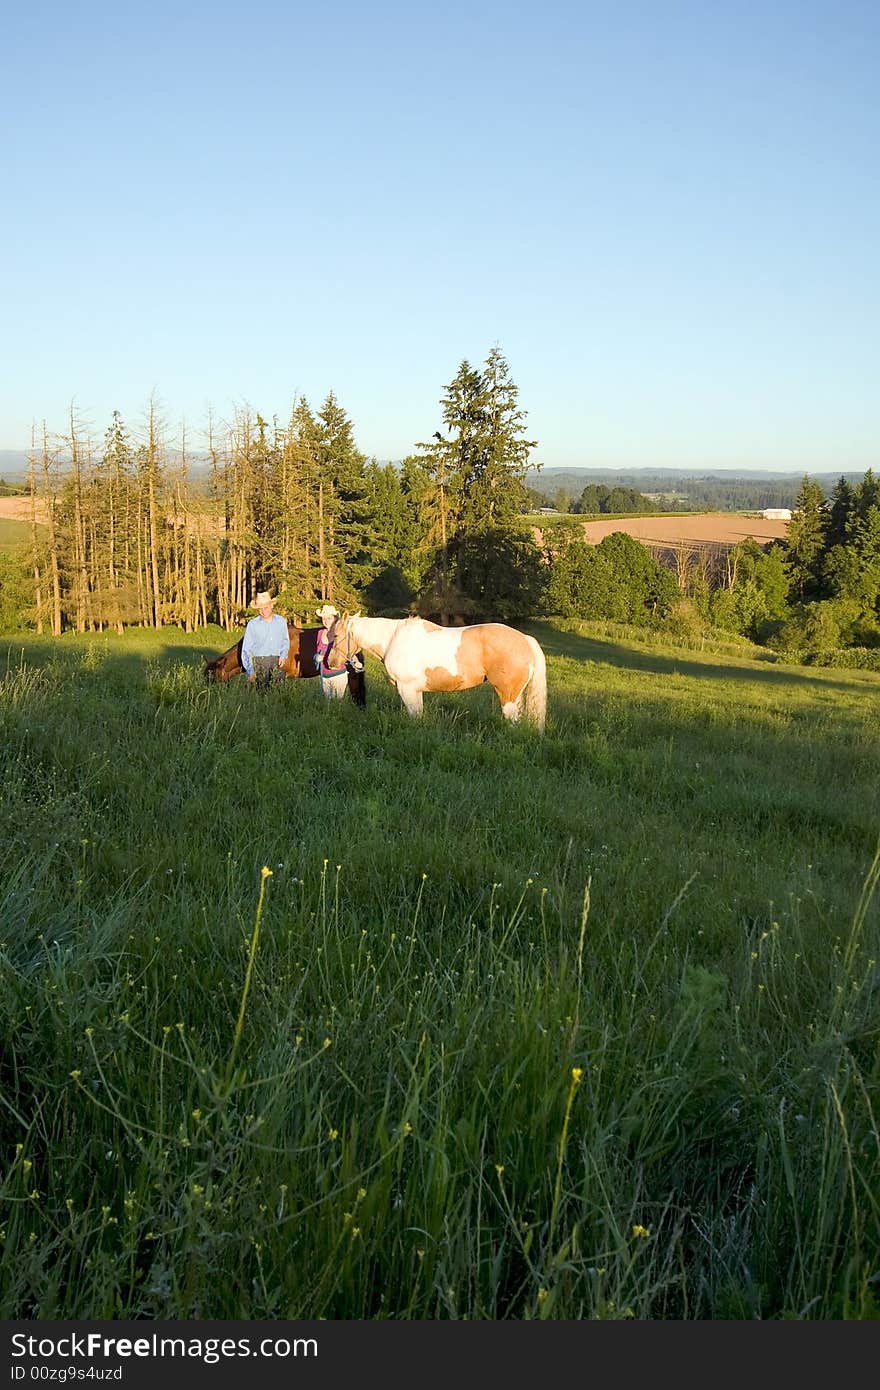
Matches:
[3,0,878,471]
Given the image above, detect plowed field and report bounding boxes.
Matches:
[0,497,40,521]
[535,512,790,550]
[2,496,790,550]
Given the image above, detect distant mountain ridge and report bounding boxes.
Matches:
[0,448,215,482]
[526,465,868,511]
[0,451,34,479]
[527,465,865,486]
[1,447,867,496]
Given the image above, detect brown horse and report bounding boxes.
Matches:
[204,623,366,706]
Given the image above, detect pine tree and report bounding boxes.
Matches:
[826,476,855,548]
[785,476,828,601]
[206,410,233,628]
[99,410,135,631]
[281,397,324,613]
[314,392,367,605]
[480,345,537,526]
[349,461,416,609]
[414,348,538,616]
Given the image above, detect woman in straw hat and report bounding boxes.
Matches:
[313,602,364,699]
[314,602,341,676]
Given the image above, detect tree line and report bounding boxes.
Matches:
[722,472,880,661]
[535,483,662,516]
[5,357,879,668]
[19,348,540,634]
[528,471,854,513]
[492,469,880,659]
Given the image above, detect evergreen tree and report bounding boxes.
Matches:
[283,396,324,610]
[454,525,546,620]
[348,461,415,606]
[785,476,828,601]
[98,411,136,630]
[480,345,537,526]
[854,467,880,520]
[414,348,538,615]
[826,475,855,548]
[414,359,483,576]
[315,391,368,605]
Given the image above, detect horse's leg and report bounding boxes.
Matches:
[396,683,424,717]
[494,668,528,724]
[347,668,366,707]
[499,692,521,723]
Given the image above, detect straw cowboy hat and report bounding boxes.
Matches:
[316,602,339,621]
[253,591,274,608]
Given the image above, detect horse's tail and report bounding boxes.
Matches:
[523,635,547,733]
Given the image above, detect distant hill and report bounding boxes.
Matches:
[0,448,216,484]
[0,451,29,482]
[2,449,868,506]
[528,465,865,487]
[528,466,868,512]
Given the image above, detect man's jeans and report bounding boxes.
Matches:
[252,655,286,688]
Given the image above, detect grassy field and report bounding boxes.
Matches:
[0,517,30,549]
[1,620,878,1319]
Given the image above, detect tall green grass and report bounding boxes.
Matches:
[0,621,878,1318]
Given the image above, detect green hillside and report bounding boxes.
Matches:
[1,620,878,1319]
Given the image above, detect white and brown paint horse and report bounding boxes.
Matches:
[331,613,547,732]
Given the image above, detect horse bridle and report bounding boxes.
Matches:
[318,616,360,682]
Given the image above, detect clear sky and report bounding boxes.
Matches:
[3,0,878,472]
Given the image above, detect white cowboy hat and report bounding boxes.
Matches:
[254,591,273,607]
[315,602,339,620]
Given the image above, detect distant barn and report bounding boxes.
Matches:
[762,508,792,520]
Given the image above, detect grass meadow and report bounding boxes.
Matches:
[0,518,29,548]
[0,619,878,1319]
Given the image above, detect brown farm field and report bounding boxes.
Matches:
[535,511,790,550]
[0,496,221,537]
[0,497,40,522]
[1,495,789,553]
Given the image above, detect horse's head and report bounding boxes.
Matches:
[204,637,244,683]
[326,612,364,671]
[332,610,360,646]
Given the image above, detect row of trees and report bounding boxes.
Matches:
[8,357,880,663]
[654,472,880,658]
[506,470,880,657]
[528,482,663,515]
[20,348,540,634]
[527,472,835,513]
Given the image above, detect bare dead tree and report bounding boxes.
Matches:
[28,426,43,634]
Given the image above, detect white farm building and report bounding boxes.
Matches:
[762,508,792,520]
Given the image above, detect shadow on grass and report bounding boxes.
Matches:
[4,623,879,709]
[1,632,230,676]
[524,620,879,696]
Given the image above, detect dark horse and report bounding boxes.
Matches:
[203,623,366,706]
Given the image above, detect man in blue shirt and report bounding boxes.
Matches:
[241,591,290,687]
